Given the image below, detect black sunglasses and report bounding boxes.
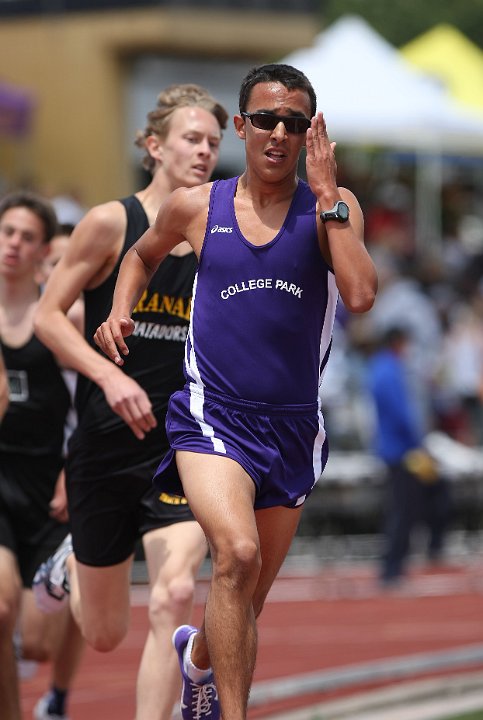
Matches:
[241,111,311,135]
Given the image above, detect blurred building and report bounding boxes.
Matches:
[0,0,319,204]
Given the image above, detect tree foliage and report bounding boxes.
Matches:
[322,0,483,49]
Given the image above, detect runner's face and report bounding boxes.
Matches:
[236,81,312,181]
[159,106,222,189]
[39,233,70,283]
[0,207,48,279]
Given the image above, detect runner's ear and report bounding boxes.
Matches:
[233,115,246,141]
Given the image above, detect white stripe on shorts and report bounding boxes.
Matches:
[189,384,226,454]
[311,399,326,486]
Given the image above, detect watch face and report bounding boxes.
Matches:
[321,201,350,223]
[338,202,349,221]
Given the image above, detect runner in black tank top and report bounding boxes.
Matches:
[0,191,85,720]
[0,332,70,581]
[32,84,228,720]
[66,194,199,565]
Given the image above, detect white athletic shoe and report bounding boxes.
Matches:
[32,534,72,614]
[33,693,69,719]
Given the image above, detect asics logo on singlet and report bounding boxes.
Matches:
[210,225,233,234]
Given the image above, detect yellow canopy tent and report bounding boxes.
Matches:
[402,24,483,118]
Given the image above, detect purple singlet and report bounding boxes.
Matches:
[184,176,338,405]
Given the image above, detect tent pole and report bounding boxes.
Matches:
[414,150,443,257]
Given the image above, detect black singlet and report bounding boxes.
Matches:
[74,195,197,434]
[0,333,70,457]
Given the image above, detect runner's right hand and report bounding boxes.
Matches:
[94,316,135,366]
[101,369,157,440]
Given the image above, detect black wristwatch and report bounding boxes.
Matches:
[320,200,350,224]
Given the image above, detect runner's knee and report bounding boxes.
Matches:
[211,536,261,589]
[148,573,196,624]
[82,613,128,652]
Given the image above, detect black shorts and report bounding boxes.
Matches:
[0,453,69,587]
[66,424,195,567]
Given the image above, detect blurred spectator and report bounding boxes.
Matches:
[437,289,483,446]
[366,326,452,585]
[368,248,443,434]
[321,315,376,451]
[364,179,414,257]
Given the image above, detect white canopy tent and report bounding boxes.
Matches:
[281,15,483,153]
[280,16,483,249]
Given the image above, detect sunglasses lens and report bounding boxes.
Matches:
[251,113,277,131]
[284,118,299,133]
[246,113,310,134]
[290,117,311,134]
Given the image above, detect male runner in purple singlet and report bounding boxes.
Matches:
[95,63,378,720]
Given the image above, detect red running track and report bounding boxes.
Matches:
[20,559,483,719]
